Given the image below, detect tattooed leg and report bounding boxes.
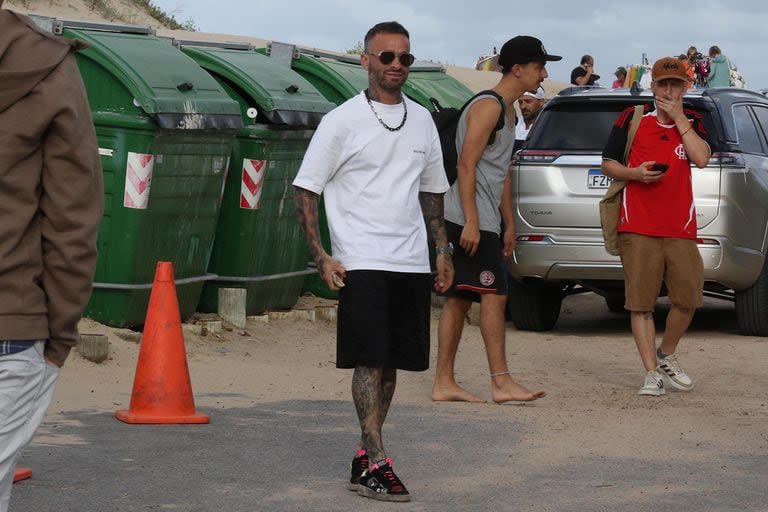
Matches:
[352,366,387,462]
[380,368,397,426]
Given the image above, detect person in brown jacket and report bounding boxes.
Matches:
[0,5,103,511]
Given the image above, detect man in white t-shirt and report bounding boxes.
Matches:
[513,86,545,153]
[293,21,453,503]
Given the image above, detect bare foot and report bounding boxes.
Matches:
[432,382,487,403]
[491,376,546,403]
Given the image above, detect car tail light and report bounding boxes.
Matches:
[696,238,720,246]
[516,150,562,164]
[517,235,546,242]
[710,152,745,168]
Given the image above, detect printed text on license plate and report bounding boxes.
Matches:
[587,169,613,189]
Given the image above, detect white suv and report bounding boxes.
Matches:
[508,86,768,336]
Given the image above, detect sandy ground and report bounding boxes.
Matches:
[15,292,765,511]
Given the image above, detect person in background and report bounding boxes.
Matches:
[601,57,710,397]
[0,4,103,512]
[571,54,599,86]
[612,66,627,89]
[687,46,708,88]
[513,86,545,153]
[705,45,730,88]
[293,21,453,503]
[678,54,694,90]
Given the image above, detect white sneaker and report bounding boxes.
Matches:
[656,353,694,391]
[638,370,665,396]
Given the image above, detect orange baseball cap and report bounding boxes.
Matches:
[652,57,691,82]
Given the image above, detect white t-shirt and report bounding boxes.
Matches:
[293,92,448,273]
[515,114,531,141]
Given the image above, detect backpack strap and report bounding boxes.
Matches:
[462,89,506,145]
[623,104,644,165]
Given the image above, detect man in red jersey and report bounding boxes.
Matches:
[601,57,711,397]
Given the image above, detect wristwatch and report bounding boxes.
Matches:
[435,242,454,256]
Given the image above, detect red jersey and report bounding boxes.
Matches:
[602,106,709,239]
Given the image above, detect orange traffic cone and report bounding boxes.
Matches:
[13,468,32,483]
[115,262,209,424]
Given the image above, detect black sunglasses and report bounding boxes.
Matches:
[368,51,415,67]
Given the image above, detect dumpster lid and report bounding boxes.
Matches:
[404,69,474,110]
[180,45,334,127]
[62,24,243,130]
[173,39,252,51]
[58,19,155,35]
[295,46,444,71]
[290,54,370,101]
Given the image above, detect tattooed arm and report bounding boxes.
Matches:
[293,186,346,290]
[419,192,454,292]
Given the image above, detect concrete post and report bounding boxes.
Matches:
[218,288,247,330]
[77,334,109,363]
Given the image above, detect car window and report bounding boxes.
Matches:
[733,105,764,154]
[526,103,629,151]
[528,101,717,152]
[751,106,768,151]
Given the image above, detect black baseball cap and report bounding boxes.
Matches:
[497,36,562,68]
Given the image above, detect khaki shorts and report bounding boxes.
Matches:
[619,233,704,311]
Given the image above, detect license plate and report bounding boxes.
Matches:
[587,169,612,189]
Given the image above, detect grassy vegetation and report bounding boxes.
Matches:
[86,0,119,20]
[131,0,197,30]
[346,41,364,55]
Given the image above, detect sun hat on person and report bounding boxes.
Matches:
[522,86,545,99]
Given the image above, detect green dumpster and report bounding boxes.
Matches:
[179,41,334,314]
[49,20,243,327]
[402,63,474,111]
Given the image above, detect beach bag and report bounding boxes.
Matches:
[728,60,746,88]
[696,57,710,80]
[431,90,505,185]
[599,105,644,256]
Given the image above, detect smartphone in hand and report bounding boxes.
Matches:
[650,163,669,173]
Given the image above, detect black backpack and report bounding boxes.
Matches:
[430,90,506,185]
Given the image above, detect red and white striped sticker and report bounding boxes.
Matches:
[240,159,267,210]
[124,152,154,209]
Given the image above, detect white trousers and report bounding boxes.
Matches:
[0,341,59,512]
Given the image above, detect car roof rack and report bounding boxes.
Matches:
[556,85,605,96]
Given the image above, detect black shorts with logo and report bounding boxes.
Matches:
[442,220,509,302]
[336,270,431,371]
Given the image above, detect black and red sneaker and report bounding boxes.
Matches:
[348,448,369,491]
[357,457,410,502]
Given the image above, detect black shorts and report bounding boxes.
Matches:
[443,220,509,302]
[336,270,431,371]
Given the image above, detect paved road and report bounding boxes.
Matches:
[10,294,768,512]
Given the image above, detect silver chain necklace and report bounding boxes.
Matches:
[364,89,407,132]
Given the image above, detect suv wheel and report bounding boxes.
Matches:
[507,278,563,331]
[735,258,768,336]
